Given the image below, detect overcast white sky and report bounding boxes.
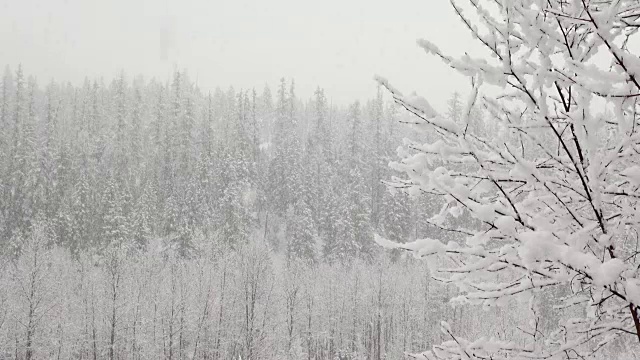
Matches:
[0,0,478,111]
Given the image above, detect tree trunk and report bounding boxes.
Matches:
[631,303,640,343]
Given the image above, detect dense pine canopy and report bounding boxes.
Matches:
[0,67,445,260]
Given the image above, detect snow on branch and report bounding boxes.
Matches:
[378,0,640,358]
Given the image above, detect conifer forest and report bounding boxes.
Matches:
[4,1,640,359]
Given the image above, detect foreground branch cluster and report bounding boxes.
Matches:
[376,0,640,358]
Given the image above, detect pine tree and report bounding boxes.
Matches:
[130,81,144,175]
[113,72,128,177]
[268,79,301,216]
[286,195,317,262]
[369,87,385,230]
[101,175,130,247]
[331,101,373,260]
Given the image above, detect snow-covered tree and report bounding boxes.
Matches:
[376,0,640,358]
[287,196,317,262]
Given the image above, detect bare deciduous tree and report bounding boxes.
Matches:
[377,0,640,358]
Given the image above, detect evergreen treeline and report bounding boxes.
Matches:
[0,65,445,260]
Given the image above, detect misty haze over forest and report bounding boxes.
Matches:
[3,1,640,360]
